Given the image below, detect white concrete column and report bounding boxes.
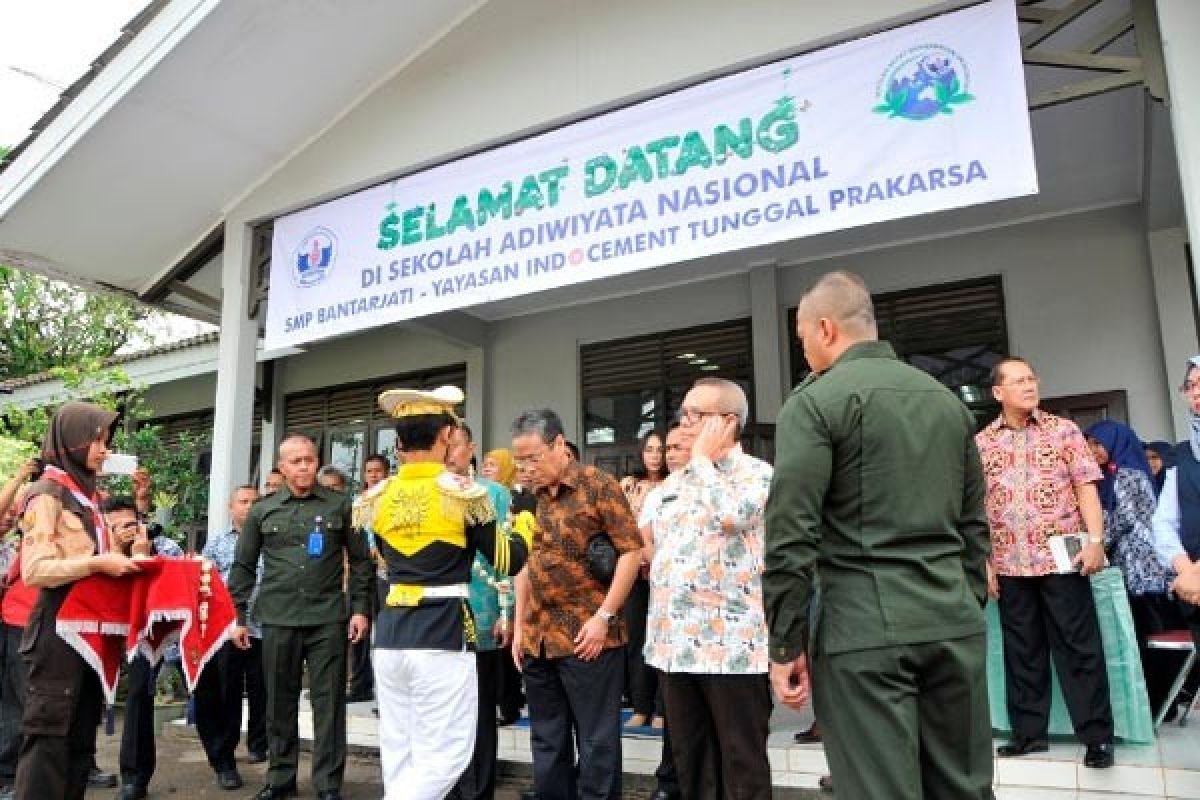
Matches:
[465,346,488,449]
[206,223,258,536]
[749,263,787,424]
[1158,1,1200,253]
[1147,227,1196,439]
[257,356,287,485]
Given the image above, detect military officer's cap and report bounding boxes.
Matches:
[377,385,463,420]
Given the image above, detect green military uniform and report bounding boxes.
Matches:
[228,484,371,795]
[764,341,994,800]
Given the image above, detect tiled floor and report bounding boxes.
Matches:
[283,695,1200,798]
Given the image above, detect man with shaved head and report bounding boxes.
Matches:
[229,434,373,800]
[764,270,994,799]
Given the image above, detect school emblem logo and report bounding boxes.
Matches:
[292,227,338,288]
[874,45,974,121]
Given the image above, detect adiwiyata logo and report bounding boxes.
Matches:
[874,44,974,121]
[292,227,338,288]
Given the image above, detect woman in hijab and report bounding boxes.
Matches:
[480,449,516,490]
[1085,419,1179,713]
[13,402,141,800]
[1154,357,1200,591]
[1145,441,1175,498]
[479,448,528,728]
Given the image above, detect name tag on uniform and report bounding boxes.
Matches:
[307,515,326,558]
[307,532,324,557]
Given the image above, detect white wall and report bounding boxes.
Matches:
[486,274,752,448]
[775,204,1172,438]
[281,326,468,396]
[477,204,1173,448]
[1147,227,1197,438]
[144,374,216,419]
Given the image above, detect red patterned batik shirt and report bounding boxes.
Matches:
[975,409,1103,577]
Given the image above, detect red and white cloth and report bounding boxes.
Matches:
[55,557,235,704]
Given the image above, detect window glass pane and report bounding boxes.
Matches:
[328,430,366,493]
[585,391,657,446]
[375,428,399,472]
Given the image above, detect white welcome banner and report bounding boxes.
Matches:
[266,0,1035,350]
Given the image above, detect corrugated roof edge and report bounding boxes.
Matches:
[0,330,219,391]
[0,1,169,176]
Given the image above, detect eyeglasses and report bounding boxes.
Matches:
[999,375,1039,388]
[513,450,549,469]
[678,407,736,425]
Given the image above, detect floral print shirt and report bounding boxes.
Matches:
[976,410,1103,577]
[644,446,772,674]
[203,529,264,638]
[1104,467,1169,595]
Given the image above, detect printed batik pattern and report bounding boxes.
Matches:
[976,410,1103,577]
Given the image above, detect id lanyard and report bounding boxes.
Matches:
[307,515,325,558]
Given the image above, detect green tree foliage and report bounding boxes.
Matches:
[0,266,155,382]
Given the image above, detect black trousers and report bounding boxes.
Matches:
[0,623,27,786]
[262,622,347,792]
[497,648,525,721]
[119,654,160,789]
[523,646,624,800]
[15,587,104,800]
[455,649,502,800]
[347,580,380,700]
[194,638,268,771]
[1128,593,1188,713]
[623,579,659,717]
[660,672,772,800]
[655,716,679,796]
[997,573,1114,745]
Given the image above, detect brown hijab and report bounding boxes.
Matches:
[40,401,117,497]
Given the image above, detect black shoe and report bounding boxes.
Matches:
[996,739,1049,758]
[216,769,243,790]
[316,792,343,800]
[1083,741,1115,769]
[246,751,268,764]
[117,785,148,800]
[254,784,298,800]
[88,768,119,789]
[497,711,521,726]
[345,690,372,703]
[793,723,822,744]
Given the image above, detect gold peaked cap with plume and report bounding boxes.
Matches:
[377,385,463,420]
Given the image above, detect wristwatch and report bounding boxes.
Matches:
[596,608,618,624]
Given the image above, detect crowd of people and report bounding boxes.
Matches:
[3,269,1200,799]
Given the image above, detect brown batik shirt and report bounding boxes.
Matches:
[523,462,643,659]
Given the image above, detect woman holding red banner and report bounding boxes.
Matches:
[12,402,142,800]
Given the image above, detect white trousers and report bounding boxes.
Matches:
[374,648,478,800]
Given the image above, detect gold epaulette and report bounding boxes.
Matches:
[511,510,536,550]
[435,472,496,527]
[352,479,388,529]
